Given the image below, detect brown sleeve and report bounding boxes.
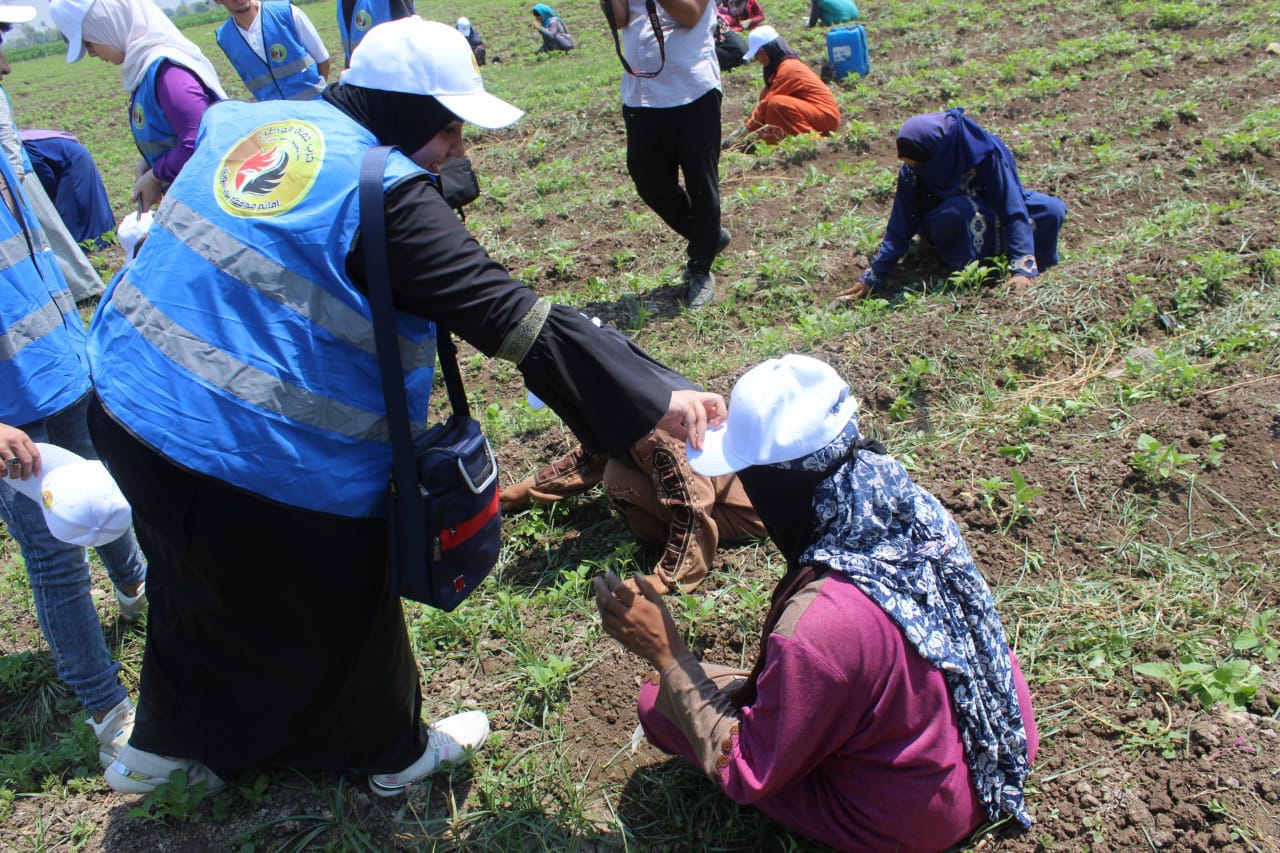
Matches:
[654,653,746,777]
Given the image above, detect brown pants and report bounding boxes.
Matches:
[500,430,765,591]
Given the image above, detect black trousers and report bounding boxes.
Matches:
[623,88,723,274]
[88,395,425,778]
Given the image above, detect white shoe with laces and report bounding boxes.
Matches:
[106,745,225,795]
[86,697,135,768]
[369,710,490,797]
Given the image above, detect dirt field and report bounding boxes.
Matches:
[2,0,1278,850]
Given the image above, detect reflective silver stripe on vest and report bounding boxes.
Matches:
[243,56,317,95]
[110,274,428,440]
[157,196,434,373]
[286,80,327,101]
[0,228,51,272]
[0,294,73,362]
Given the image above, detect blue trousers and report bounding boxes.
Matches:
[920,192,1065,272]
[0,394,146,715]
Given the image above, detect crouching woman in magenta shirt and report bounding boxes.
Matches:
[596,354,1038,853]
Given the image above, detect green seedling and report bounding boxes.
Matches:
[977,470,1042,532]
[998,443,1033,464]
[124,769,220,824]
[1232,609,1279,664]
[947,259,998,290]
[1122,717,1188,760]
[1131,433,1198,483]
[1201,433,1226,469]
[1133,657,1261,711]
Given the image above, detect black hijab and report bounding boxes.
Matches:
[759,37,798,87]
[323,83,460,153]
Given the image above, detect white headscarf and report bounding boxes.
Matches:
[455,17,471,36]
[80,0,226,98]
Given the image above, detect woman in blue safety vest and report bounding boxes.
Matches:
[50,0,226,212]
[85,18,726,799]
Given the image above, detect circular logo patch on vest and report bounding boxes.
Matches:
[269,43,288,62]
[131,102,145,131]
[214,120,324,217]
[355,9,372,32]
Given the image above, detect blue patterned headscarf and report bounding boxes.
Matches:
[533,4,558,25]
[773,412,1032,827]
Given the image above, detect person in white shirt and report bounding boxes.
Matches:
[215,0,330,101]
[602,0,728,310]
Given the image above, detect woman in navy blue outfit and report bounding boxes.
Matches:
[846,108,1066,300]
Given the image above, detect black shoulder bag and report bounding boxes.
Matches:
[600,0,666,78]
[360,146,501,611]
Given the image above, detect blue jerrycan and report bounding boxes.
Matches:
[826,25,870,79]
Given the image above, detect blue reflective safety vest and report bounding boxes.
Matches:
[0,152,89,427]
[130,59,181,169]
[217,2,325,102]
[88,99,436,517]
[338,0,392,62]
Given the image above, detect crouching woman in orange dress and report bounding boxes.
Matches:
[740,26,839,145]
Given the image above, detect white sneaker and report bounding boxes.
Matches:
[106,745,225,795]
[115,582,147,622]
[369,710,490,797]
[86,698,135,768]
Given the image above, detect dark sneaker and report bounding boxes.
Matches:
[685,271,716,308]
[685,228,733,278]
[716,227,732,256]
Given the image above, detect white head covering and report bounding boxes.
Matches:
[341,18,522,129]
[455,16,471,36]
[54,0,227,98]
[0,4,36,24]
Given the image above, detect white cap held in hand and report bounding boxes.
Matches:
[8,444,133,547]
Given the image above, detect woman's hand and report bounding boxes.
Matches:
[594,571,687,670]
[0,423,40,480]
[834,279,872,301]
[657,389,726,450]
[1009,274,1034,292]
[131,169,165,212]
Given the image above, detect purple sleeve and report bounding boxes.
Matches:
[151,63,218,185]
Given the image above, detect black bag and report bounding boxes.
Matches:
[715,23,748,72]
[439,156,480,214]
[361,146,502,611]
[384,350,501,611]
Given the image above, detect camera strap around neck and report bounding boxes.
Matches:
[601,0,666,78]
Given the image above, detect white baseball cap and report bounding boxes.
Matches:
[742,25,780,61]
[687,355,858,477]
[7,443,133,547]
[49,0,96,64]
[341,17,523,130]
[0,4,36,24]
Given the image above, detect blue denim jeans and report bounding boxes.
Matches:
[0,394,147,716]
